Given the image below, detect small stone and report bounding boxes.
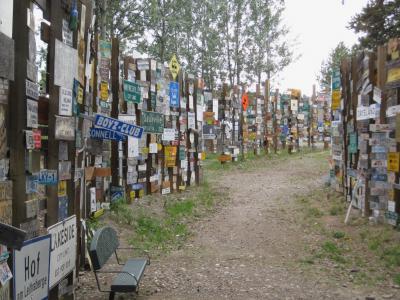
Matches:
[382,294,393,299]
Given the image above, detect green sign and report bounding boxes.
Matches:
[349,132,358,154]
[141,111,164,133]
[179,146,186,160]
[123,80,141,103]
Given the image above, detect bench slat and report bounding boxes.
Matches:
[89,227,119,270]
[111,258,148,292]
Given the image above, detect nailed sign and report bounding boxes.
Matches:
[59,87,73,116]
[169,82,179,108]
[94,114,144,138]
[90,128,127,142]
[26,80,39,100]
[169,55,180,80]
[47,215,76,288]
[123,80,141,103]
[13,235,51,300]
[27,99,38,128]
[141,111,164,133]
[55,116,75,141]
[38,169,58,185]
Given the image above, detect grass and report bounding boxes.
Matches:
[332,231,345,239]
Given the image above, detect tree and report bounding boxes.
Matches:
[349,0,400,50]
[244,0,294,85]
[318,42,350,91]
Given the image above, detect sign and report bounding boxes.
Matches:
[331,69,340,90]
[387,152,400,172]
[47,215,76,288]
[386,105,400,117]
[27,99,38,128]
[58,161,71,180]
[218,154,232,162]
[58,181,67,197]
[162,128,176,141]
[26,130,41,150]
[169,82,179,107]
[59,87,73,116]
[0,222,26,250]
[38,169,57,185]
[26,80,39,100]
[241,93,249,111]
[100,81,108,101]
[373,87,382,104]
[90,128,127,142]
[188,112,196,129]
[349,133,357,154]
[164,146,177,167]
[54,39,78,88]
[90,187,96,213]
[123,80,141,103]
[169,55,180,80]
[13,235,51,300]
[55,115,75,141]
[94,114,144,138]
[331,90,340,110]
[140,111,163,133]
[62,19,73,47]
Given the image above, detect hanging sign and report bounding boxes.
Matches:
[59,87,73,116]
[90,128,127,142]
[169,54,180,80]
[94,114,144,138]
[13,235,51,300]
[123,80,141,103]
[140,111,163,133]
[47,215,76,288]
[169,82,179,108]
[387,152,400,172]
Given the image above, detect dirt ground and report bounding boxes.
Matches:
[76,151,400,300]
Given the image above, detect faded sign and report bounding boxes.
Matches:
[13,235,51,300]
[59,87,73,116]
[0,181,12,224]
[58,161,72,181]
[188,112,196,129]
[54,39,78,88]
[123,80,141,103]
[62,19,73,47]
[55,115,75,141]
[27,99,38,128]
[165,146,177,167]
[38,169,58,185]
[141,111,164,133]
[0,32,14,80]
[162,128,176,141]
[48,215,76,288]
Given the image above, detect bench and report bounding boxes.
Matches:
[88,226,150,300]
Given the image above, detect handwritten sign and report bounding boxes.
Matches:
[141,111,164,133]
[47,215,76,288]
[94,114,143,138]
[27,99,38,128]
[13,235,51,300]
[123,80,141,103]
[26,80,39,100]
[59,87,73,116]
[162,128,176,141]
[55,115,75,141]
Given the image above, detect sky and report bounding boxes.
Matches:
[278,0,370,96]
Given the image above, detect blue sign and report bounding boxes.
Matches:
[58,196,68,221]
[90,128,127,142]
[38,169,58,185]
[169,82,179,108]
[94,114,144,139]
[332,69,341,90]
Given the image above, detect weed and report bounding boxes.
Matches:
[333,231,345,239]
[321,241,346,264]
[381,245,400,267]
[394,273,400,285]
[329,205,344,216]
[307,207,324,218]
[166,199,195,219]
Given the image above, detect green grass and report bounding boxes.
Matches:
[332,231,345,239]
[166,199,195,218]
[394,273,400,285]
[307,207,324,218]
[320,241,346,264]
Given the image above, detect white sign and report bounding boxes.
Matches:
[55,116,75,141]
[13,235,51,300]
[212,99,218,120]
[27,99,38,128]
[162,128,176,141]
[62,19,73,47]
[90,187,96,213]
[161,187,170,195]
[59,87,73,116]
[149,143,158,154]
[373,87,382,104]
[26,80,39,100]
[54,39,78,88]
[357,104,380,120]
[196,105,204,122]
[386,105,400,117]
[47,215,77,288]
[188,112,196,130]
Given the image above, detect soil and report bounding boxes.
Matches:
[76,152,400,300]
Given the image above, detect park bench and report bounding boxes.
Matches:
[88,226,150,300]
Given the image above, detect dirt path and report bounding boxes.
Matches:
[77,152,399,299]
[135,152,377,300]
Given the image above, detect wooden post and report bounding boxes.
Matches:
[264,80,269,154]
[111,38,119,186]
[273,89,279,153]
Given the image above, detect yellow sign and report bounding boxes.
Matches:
[58,181,67,197]
[387,67,400,84]
[169,54,180,80]
[77,85,84,104]
[331,90,341,110]
[387,152,400,172]
[100,81,108,101]
[201,152,206,161]
[218,154,231,162]
[165,146,177,167]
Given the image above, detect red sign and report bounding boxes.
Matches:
[242,93,249,111]
[33,129,41,149]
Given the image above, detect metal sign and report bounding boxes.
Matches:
[168,54,180,80]
[123,80,141,103]
[90,128,127,142]
[94,114,143,138]
[47,215,76,288]
[55,115,75,141]
[0,222,26,250]
[59,87,73,116]
[27,99,38,128]
[169,82,179,108]
[140,111,164,133]
[38,169,58,185]
[13,235,51,300]
[26,79,39,100]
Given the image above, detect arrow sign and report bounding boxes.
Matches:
[94,114,144,139]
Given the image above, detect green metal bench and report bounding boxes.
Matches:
[88,226,150,300]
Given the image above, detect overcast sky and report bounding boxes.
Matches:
[277,0,369,96]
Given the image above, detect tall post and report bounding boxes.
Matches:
[111,38,119,186]
[264,80,270,154]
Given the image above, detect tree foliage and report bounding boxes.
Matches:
[96,0,295,89]
[349,0,400,50]
[318,42,350,91]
